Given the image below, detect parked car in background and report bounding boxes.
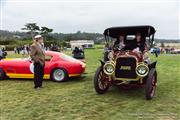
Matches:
[170,49,180,54]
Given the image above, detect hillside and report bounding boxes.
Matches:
[0,30,179,44]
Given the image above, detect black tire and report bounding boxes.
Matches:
[50,68,68,82]
[145,68,157,100]
[94,66,109,94]
[0,68,6,80]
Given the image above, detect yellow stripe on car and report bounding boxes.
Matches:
[6,73,81,79]
[7,73,50,79]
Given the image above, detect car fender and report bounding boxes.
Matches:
[99,60,105,66]
[50,67,69,77]
[48,62,69,74]
[148,61,157,70]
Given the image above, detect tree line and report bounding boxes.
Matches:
[0,23,179,50]
[0,23,104,43]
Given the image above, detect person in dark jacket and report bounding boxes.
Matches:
[30,35,45,89]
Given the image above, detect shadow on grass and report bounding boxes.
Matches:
[96,85,146,100]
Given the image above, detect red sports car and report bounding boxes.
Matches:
[0,51,86,82]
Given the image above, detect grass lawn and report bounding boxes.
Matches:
[0,49,180,120]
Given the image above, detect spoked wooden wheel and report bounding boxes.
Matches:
[145,68,157,100]
[94,66,110,94]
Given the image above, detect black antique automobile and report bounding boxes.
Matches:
[94,25,157,100]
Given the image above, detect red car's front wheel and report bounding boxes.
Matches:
[51,68,68,82]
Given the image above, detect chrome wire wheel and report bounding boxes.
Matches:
[51,68,68,82]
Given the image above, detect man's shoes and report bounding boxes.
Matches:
[36,87,41,90]
[34,86,38,89]
[34,86,43,90]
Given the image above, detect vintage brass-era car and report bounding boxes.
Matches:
[94,26,157,100]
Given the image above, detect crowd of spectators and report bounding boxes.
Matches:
[13,44,61,56]
[14,45,30,55]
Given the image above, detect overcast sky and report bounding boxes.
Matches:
[1,0,180,39]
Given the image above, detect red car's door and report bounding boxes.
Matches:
[16,59,32,74]
[44,55,53,74]
[4,58,32,78]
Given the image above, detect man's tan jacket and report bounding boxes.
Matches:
[30,42,45,65]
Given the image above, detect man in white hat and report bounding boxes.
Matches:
[30,35,45,89]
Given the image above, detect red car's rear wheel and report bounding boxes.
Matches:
[0,68,6,80]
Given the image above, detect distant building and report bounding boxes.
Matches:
[70,40,94,49]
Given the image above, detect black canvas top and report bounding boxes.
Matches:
[104,25,156,38]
